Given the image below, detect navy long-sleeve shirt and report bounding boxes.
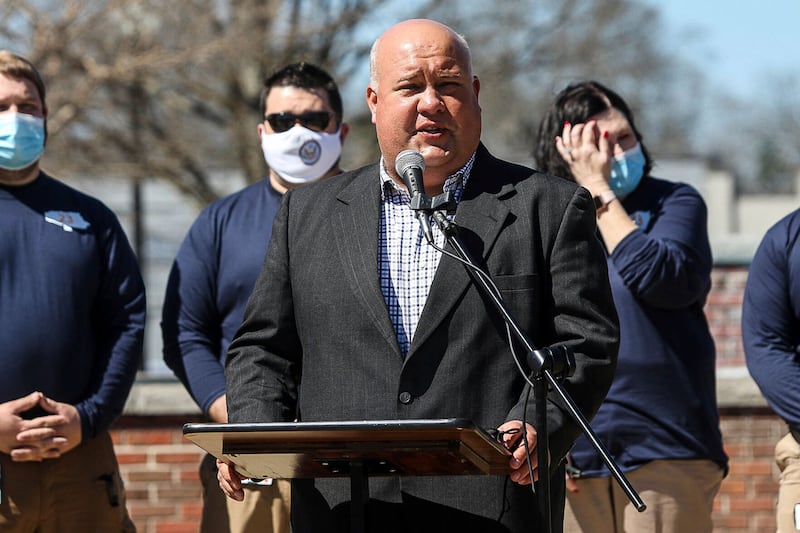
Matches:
[0,173,146,439]
[161,179,282,414]
[743,208,800,429]
[569,176,728,476]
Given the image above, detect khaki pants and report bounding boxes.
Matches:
[0,431,135,533]
[199,453,291,533]
[563,459,723,533]
[775,432,800,532]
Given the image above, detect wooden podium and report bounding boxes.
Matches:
[183,418,511,533]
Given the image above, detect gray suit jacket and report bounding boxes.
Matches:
[226,144,619,532]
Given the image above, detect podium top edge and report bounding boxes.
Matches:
[182,418,480,435]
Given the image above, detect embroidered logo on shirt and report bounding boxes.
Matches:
[44,210,90,232]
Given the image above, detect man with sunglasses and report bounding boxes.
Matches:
[161,62,348,533]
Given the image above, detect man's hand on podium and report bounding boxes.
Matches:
[217,458,246,501]
[497,420,539,486]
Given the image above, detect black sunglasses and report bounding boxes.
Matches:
[265,111,333,133]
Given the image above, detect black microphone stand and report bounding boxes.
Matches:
[419,197,645,533]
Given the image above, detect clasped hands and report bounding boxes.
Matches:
[0,391,82,461]
[216,419,540,501]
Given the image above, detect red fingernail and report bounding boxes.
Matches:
[603,131,609,138]
[564,121,571,127]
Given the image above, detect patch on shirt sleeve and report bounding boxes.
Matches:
[44,210,91,232]
[629,210,651,231]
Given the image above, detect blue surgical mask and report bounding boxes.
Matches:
[0,112,45,171]
[609,143,645,198]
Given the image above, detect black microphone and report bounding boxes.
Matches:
[395,150,434,244]
[395,149,427,199]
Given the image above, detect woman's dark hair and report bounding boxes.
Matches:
[534,80,653,181]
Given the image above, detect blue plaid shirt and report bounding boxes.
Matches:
[378,154,474,357]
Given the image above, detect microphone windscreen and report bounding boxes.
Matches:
[395,150,426,177]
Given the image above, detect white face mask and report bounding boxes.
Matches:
[261,125,342,184]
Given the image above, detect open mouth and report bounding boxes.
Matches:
[418,126,445,136]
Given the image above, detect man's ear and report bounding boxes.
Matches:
[366,86,378,125]
[339,122,350,142]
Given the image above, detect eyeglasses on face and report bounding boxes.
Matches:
[265,111,333,133]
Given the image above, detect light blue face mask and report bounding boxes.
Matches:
[0,112,46,171]
[609,143,646,198]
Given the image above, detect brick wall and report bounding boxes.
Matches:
[708,266,748,368]
[716,410,783,532]
[112,416,206,533]
[112,412,784,533]
[112,265,785,532]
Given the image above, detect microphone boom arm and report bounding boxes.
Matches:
[427,213,645,533]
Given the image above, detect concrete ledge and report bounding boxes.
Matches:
[716,367,768,408]
[122,368,768,417]
[123,376,201,416]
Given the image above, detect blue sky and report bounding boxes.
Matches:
[644,0,800,99]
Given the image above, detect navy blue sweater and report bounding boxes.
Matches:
[569,176,728,476]
[0,173,146,438]
[743,208,800,430]
[161,179,283,414]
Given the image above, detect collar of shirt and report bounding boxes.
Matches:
[377,152,475,356]
[378,152,476,204]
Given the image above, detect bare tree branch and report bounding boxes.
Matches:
[1,0,724,205]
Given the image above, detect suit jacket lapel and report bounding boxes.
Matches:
[408,150,516,357]
[331,165,403,357]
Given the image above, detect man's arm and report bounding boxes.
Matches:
[743,218,800,428]
[161,216,227,416]
[207,395,228,423]
[507,185,619,464]
[75,214,146,438]
[610,184,712,309]
[225,195,301,424]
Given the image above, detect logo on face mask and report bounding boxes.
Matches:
[0,112,45,171]
[298,140,322,165]
[261,125,342,184]
[609,143,646,198]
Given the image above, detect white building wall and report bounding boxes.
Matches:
[57,163,799,372]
